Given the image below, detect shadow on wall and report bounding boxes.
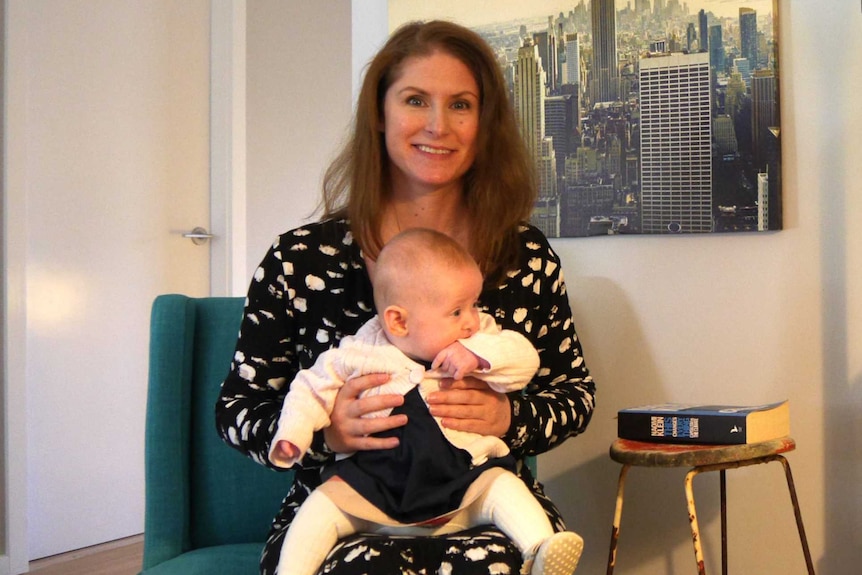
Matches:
[805,1,862,571]
[817,50,862,575]
[536,274,726,573]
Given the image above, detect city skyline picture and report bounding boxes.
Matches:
[389,0,782,238]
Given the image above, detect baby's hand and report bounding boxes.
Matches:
[431,342,484,380]
[276,440,300,462]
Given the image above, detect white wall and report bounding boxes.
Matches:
[249,1,861,573]
[245,0,354,282]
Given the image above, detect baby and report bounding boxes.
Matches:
[269,228,583,575]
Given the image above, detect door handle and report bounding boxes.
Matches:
[182,227,215,245]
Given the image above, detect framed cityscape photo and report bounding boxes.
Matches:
[388,0,781,238]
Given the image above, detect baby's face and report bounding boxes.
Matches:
[399,264,483,362]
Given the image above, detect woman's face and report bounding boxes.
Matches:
[381,51,480,198]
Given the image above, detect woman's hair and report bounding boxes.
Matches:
[321,20,536,286]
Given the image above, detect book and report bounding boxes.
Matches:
[617,400,790,445]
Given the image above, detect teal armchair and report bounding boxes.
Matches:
[142,295,290,574]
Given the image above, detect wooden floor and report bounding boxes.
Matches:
[29,535,143,575]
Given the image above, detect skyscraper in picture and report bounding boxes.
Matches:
[639,52,713,234]
[739,8,758,69]
[515,37,558,236]
[533,30,552,92]
[534,137,560,237]
[698,9,708,52]
[751,69,777,169]
[564,33,581,89]
[709,24,725,72]
[686,23,697,54]
[757,172,769,231]
[514,37,545,161]
[590,0,619,103]
[545,93,578,176]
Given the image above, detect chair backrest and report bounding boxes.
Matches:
[144,295,291,569]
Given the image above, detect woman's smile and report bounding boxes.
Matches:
[414,144,453,155]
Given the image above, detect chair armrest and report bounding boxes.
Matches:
[143,294,197,569]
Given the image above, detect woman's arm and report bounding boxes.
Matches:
[497,229,597,458]
[215,240,333,470]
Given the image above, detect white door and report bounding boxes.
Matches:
[7,0,213,561]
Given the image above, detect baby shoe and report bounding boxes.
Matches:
[530,531,584,575]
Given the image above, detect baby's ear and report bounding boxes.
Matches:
[382,305,409,337]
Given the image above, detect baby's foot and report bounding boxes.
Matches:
[530,531,584,575]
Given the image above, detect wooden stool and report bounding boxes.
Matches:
[606,437,815,575]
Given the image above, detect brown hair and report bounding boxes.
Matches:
[320,20,536,286]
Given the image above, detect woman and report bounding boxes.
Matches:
[216,20,596,575]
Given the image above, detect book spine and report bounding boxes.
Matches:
[618,412,747,444]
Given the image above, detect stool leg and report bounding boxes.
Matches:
[607,464,630,575]
[775,455,816,574]
[685,468,708,575]
[720,469,727,575]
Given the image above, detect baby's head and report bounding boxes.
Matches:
[373,228,483,362]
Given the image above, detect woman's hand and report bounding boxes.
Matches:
[425,377,511,438]
[322,373,407,454]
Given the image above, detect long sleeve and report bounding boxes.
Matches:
[267,348,348,468]
[482,226,596,459]
[215,221,376,471]
[215,240,301,469]
[458,313,540,393]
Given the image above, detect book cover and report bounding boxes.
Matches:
[617,400,790,444]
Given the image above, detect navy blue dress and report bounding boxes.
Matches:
[322,386,516,524]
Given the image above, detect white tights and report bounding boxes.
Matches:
[276,471,554,575]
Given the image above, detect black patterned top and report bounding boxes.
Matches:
[215,218,596,533]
